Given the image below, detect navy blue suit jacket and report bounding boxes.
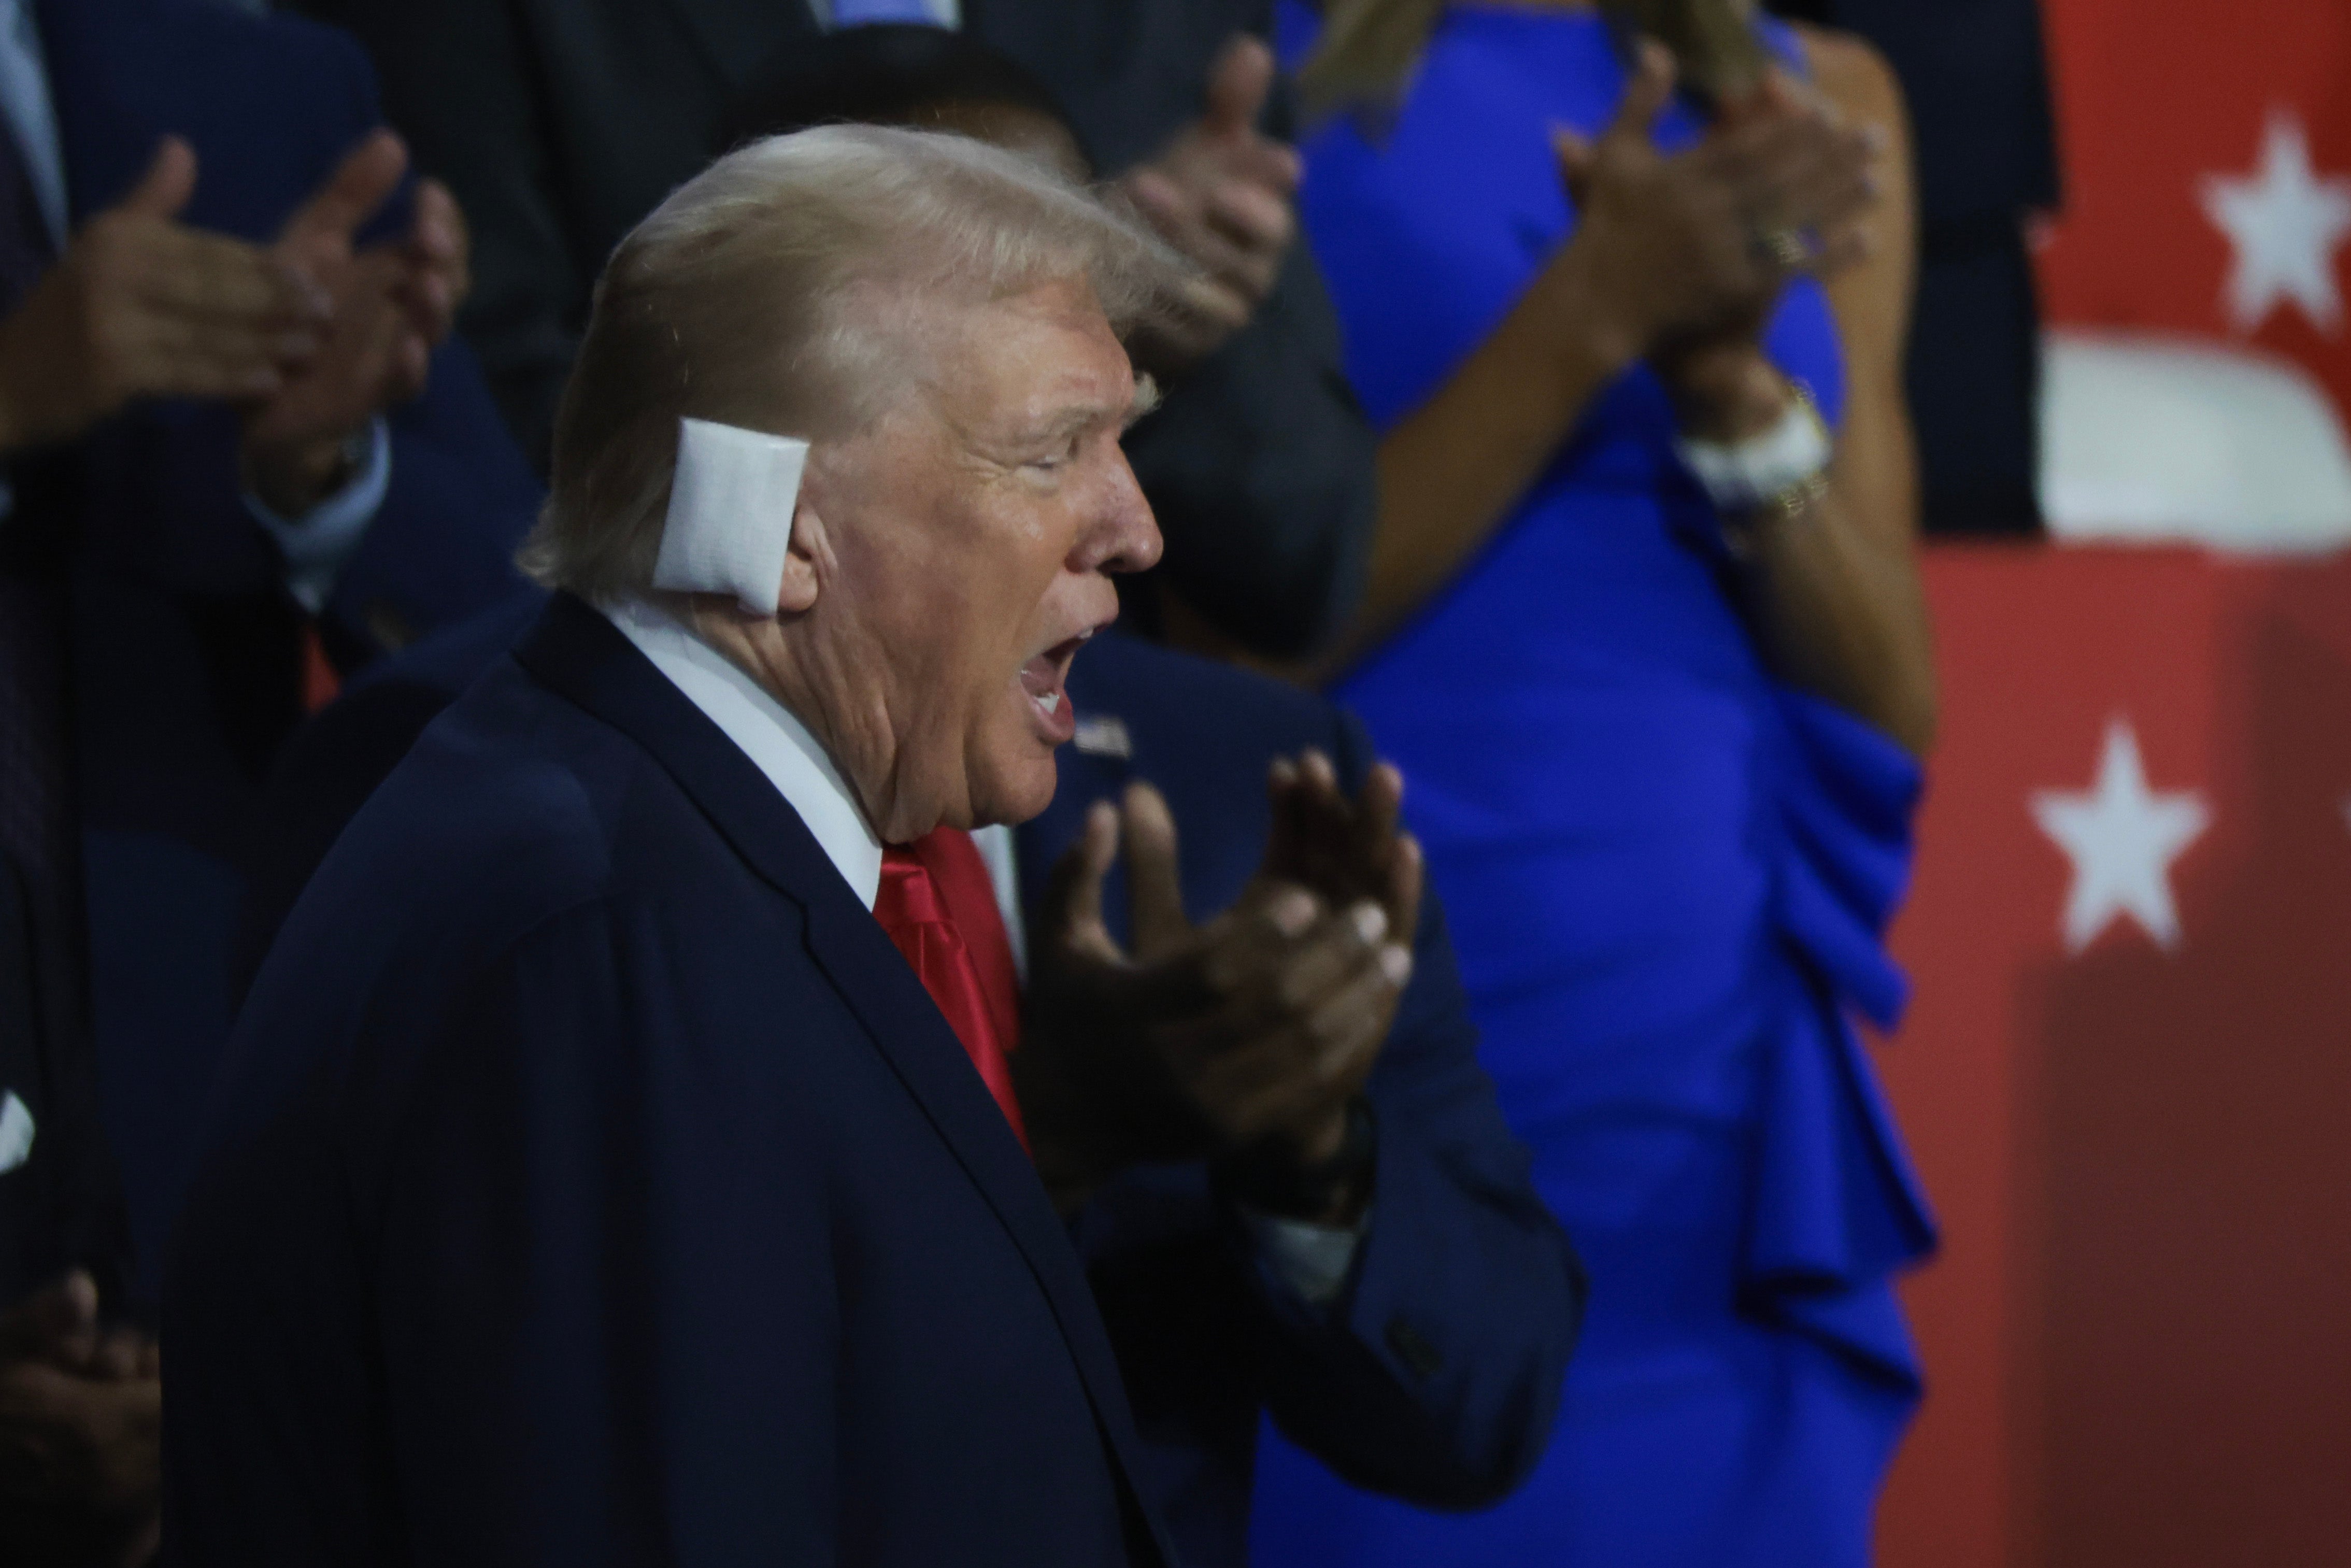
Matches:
[235,602,1583,1567]
[29,0,545,1298]
[167,594,1172,1567]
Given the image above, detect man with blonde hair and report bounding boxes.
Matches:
[161,126,1183,1566]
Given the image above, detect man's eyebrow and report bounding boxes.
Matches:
[1016,375,1162,447]
[1123,373,1162,431]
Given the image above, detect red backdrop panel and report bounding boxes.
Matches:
[2033,0,2351,416]
[1875,545,2351,1568]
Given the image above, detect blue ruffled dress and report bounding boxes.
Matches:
[1250,8,1937,1563]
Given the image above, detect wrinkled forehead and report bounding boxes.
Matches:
[875,277,1137,439]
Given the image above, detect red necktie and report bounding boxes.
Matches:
[873,827,1028,1150]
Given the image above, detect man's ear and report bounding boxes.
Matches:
[775,497,823,614]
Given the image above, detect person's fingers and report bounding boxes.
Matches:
[1202,34,1277,140]
[282,127,407,250]
[91,1328,145,1382]
[1123,166,1197,237]
[1121,781,1192,958]
[1290,747,1352,879]
[1302,945,1410,1081]
[1193,940,1402,1123]
[119,136,197,221]
[1169,272,1253,338]
[1214,897,1386,1026]
[1737,123,1875,234]
[128,312,293,400]
[1042,801,1124,963]
[1203,181,1293,259]
[1174,221,1275,301]
[1801,216,1874,278]
[136,230,326,327]
[1191,882,1320,999]
[1386,831,1424,951]
[406,178,464,265]
[1604,39,1676,151]
[402,179,471,335]
[1550,123,1600,210]
[388,329,432,403]
[1772,148,1878,238]
[1354,760,1403,861]
[1262,755,1307,879]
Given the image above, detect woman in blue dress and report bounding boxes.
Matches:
[1249,3,1939,1563]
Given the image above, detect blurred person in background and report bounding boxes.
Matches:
[0,0,536,1558]
[230,35,1587,1566]
[1245,0,1939,1563]
[1769,0,2059,534]
[0,0,540,1320]
[297,0,1380,660]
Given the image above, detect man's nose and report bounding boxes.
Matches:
[1083,453,1163,576]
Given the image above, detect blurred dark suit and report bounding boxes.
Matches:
[0,581,130,1315]
[294,0,1380,655]
[1773,0,2061,535]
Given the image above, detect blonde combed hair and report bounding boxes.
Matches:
[519,124,1188,603]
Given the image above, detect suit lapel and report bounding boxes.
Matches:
[516,597,1168,1559]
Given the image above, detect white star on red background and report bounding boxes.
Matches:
[2031,721,2212,954]
[2201,110,2351,335]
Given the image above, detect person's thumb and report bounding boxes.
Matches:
[1550,124,1599,207]
[1604,39,1676,148]
[121,136,197,221]
[1120,780,1193,958]
[1203,34,1276,138]
[1042,801,1124,962]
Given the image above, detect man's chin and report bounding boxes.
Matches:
[964,750,1059,829]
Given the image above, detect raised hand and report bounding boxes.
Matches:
[0,137,329,455]
[1541,42,1879,378]
[1263,749,1423,947]
[241,128,472,514]
[1021,772,1415,1217]
[1117,35,1302,373]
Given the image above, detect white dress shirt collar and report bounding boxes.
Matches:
[602,596,884,909]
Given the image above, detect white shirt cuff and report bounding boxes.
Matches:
[244,418,392,614]
[1242,1205,1370,1309]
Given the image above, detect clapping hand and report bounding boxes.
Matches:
[241,127,471,513]
[1542,41,1880,397]
[0,1273,161,1568]
[1021,757,1421,1218]
[1118,35,1302,374]
[0,136,329,455]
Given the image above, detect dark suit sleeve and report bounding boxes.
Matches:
[1244,709,1584,1508]
[1122,236,1379,660]
[300,0,587,468]
[375,897,843,1563]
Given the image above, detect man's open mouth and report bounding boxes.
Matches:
[1019,628,1095,740]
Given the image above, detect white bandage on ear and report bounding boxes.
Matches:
[652,417,812,615]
